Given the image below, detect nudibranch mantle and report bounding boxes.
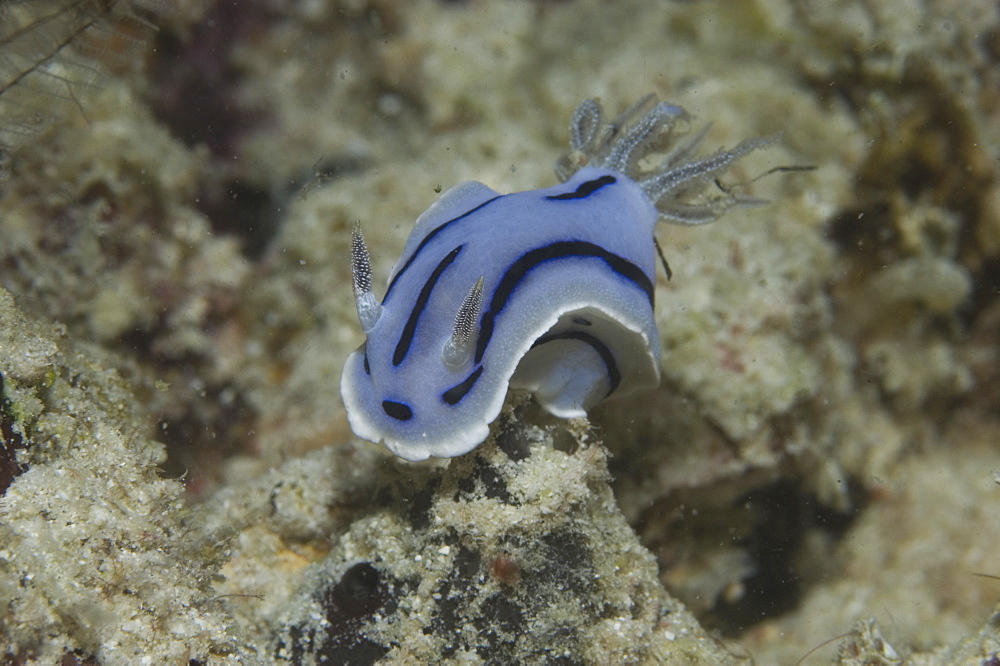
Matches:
[341,95,769,461]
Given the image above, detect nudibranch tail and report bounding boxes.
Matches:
[350,221,383,333]
[442,276,484,369]
[557,96,772,227]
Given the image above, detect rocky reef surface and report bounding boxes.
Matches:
[2,0,999,663]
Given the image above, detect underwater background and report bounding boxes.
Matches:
[1,0,999,663]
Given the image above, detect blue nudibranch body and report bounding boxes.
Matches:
[341,95,768,460]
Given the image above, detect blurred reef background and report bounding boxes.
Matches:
[1,0,1000,663]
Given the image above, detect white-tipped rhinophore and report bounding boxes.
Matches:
[351,221,383,333]
[442,276,484,368]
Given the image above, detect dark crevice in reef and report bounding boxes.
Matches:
[630,468,867,639]
[407,477,441,529]
[279,562,398,665]
[699,479,866,637]
[146,1,263,156]
[827,203,900,269]
[145,1,284,261]
[154,381,257,491]
[962,255,1000,329]
[806,49,999,329]
[496,415,533,460]
[0,372,28,495]
[455,455,516,504]
[144,3,375,262]
[193,179,282,261]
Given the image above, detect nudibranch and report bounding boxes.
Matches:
[341,95,769,461]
